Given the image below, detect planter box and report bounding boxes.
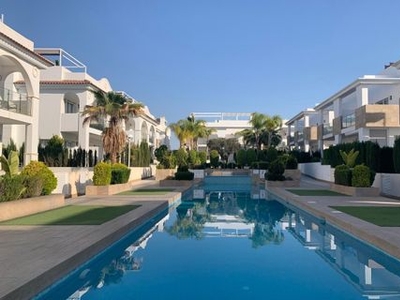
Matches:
[85,182,133,196]
[155,169,176,181]
[0,194,65,222]
[330,183,380,197]
[284,169,301,181]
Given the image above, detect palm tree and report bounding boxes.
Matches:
[169,119,192,149]
[169,114,210,150]
[82,90,144,164]
[238,112,282,150]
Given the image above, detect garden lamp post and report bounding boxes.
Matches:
[126,129,134,167]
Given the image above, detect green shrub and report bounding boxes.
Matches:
[334,164,352,186]
[20,161,57,195]
[175,171,194,180]
[93,162,112,186]
[22,174,43,198]
[198,151,207,165]
[285,156,298,169]
[0,175,25,202]
[351,164,371,187]
[174,148,188,167]
[266,159,285,181]
[159,153,176,169]
[236,149,246,168]
[246,149,257,166]
[111,163,131,184]
[394,137,400,173]
[210,150,219,168]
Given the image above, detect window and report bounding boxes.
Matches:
[64,99,77,113]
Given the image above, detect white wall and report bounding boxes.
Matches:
[51,166,156,197]
[299,162,334,182]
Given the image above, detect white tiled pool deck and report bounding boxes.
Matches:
[0,176,400,300]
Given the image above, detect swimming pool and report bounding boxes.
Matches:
[35,176,400,299]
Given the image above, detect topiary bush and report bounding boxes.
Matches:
[111,163,131,184]
[210,150,219,168]
[93,162,112,186]
[265,159,285,181]
[334,164,352,186]
[20,161,57,195]
[285,156,298,169]
[352,165,371,187]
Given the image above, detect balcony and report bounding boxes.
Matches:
[342,113,355,129]
[0,87,31,116]
[355,104,399,129]
[323,124,333,136]
[303,125,318,141]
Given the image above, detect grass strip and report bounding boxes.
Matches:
[0,205,140,225]
[286,189,348,197]
[117,188,175,195]
[331,206,400,227]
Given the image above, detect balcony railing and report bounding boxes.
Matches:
[342,113,355,128]
[0,87,31,116]
[323,124,333,135]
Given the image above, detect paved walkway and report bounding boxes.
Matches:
[1,176,400,299]
[269,175,400,261]
[0,179,185,300]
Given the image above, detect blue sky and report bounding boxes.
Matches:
[3,1,400,126]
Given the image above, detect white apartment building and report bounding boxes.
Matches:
[0,21,52,164]
[287,62,400,152]
[193,112,288,151]
[0,22,170,165]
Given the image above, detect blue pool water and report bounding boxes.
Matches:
[36,176,400,300]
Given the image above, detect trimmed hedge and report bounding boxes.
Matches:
[334,164,352,186]
[266,159,285,181]
[285,156,298,169]
[93,162,112,186]
[111,163,131,184]
[352,165,371,187]
[175,171,194,180]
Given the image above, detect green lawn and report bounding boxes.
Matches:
[0,205,140,225]
[286,189,348,196]
[331,206,400,227]
[117,188,175,195]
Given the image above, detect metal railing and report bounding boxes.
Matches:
[342,113,355,128]
[0,87,31,116]
[323,124,333,135]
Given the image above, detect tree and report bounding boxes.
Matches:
[238,112,282,150]
[82,91,144,164]
[169,114,211,150]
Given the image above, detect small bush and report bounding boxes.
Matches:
[0,175,25,202]
[22,174,43,198]
[210,150,219,168]
[285,156,298,169]
[111,163,131,184]
[266,159,285,181]
[352,165,371,187]
[334,164,352,186]
[93,162,112,186]
[20,161,57,195]
[175,171,194,180]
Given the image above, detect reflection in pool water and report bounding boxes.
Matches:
[35,176,400,300]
